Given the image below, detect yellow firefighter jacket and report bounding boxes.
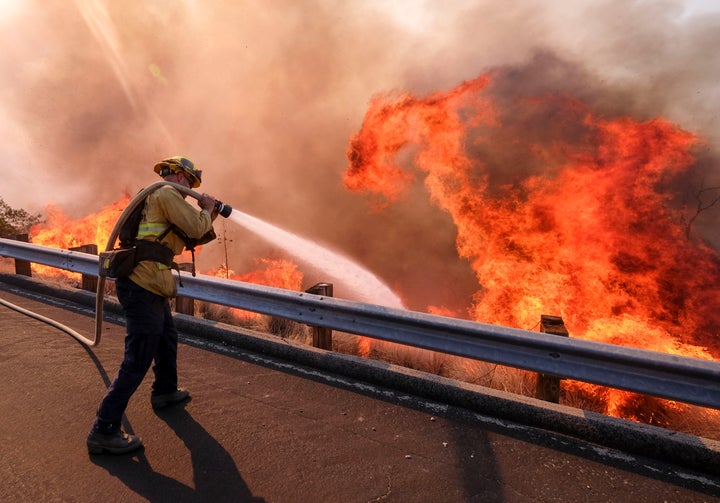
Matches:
[128,185,213,297]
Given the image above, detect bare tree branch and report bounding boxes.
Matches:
[686,185,720,239]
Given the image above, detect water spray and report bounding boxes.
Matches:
[227,211,404,308]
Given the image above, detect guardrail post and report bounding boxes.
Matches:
[13,234,32,277]
[69,244,98,292]
[175,263,195,315]
[305,282,333,350]
[535,315,569,403]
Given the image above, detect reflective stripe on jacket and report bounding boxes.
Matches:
[137,221,169,240]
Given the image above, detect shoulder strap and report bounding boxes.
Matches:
[119,198,146,249]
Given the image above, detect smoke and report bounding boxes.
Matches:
[1,0,719,310]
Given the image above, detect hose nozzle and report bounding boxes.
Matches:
[214,200,233,218]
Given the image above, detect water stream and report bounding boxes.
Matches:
[228,211,404,308]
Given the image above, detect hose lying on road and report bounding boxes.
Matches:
[0,296,96,346]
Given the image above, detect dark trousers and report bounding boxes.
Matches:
[92,277,179,434]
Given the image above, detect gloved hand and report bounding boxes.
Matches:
[197,193,219,219]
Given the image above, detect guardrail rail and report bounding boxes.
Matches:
[1,237,719,410]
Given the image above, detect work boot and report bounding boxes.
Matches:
[87,430,143,455]
[151,388,190,410]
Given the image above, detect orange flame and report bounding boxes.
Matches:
[29,195,131,280]
[345,73,720,418]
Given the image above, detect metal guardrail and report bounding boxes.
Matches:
[1,237,719,410]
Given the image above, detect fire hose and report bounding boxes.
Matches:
[0,181,230,347]
[93,180,231,346]
[0,296,90,342]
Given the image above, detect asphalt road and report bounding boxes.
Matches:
[0,276,719,502]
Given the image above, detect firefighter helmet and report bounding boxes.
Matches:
[153,156,202,188]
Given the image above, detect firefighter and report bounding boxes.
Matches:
[87,156,219,454]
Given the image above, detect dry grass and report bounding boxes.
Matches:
[195,301,311,343]
[321,331,720,441]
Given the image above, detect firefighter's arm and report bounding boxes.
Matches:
[159,187,214,239]
[197,193,219,221]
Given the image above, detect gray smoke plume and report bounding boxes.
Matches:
[1,0,718,310]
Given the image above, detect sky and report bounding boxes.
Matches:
[1,0,719,310]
